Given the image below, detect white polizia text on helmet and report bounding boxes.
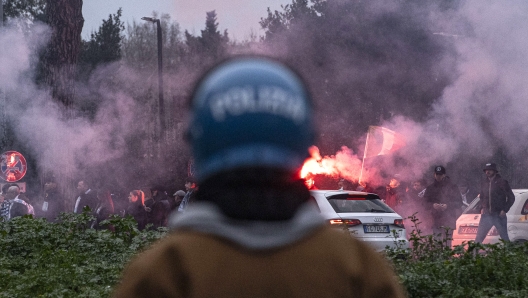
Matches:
[209,85,307,124]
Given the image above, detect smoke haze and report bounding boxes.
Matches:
[258,0,528,188]
[0,22,190,195]
[2,0,528,198]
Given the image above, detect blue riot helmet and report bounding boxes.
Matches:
[187,57,316,183]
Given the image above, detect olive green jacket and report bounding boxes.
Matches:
[113,203,406,298]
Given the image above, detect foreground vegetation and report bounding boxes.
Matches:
[0,212,166,297]
[386,216,528,297]
[1,213,527,297]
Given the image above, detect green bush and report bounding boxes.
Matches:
[0,210,166,298]
[386,214,528,297]
[3,211,528,297]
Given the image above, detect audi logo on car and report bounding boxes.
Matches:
[374,217,383,222]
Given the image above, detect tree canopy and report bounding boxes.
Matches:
[80,8,125,69]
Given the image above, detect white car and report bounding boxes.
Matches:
[310,190,408,251]
[452,189,528,248]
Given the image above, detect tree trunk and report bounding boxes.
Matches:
[42,0,84,108]
[41,0,84,212]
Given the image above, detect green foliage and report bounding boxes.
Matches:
[1,0,46,24]
[3,210,528,297]
[0,211,166,297]
[386,214,528,297]
[183,10,229,69]
[80,8,125,70]
[260,0,323,41]
[200,10,229,58]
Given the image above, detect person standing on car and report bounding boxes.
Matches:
[423,166,461,234]
[475,163,515,243]
[113,57,406,298]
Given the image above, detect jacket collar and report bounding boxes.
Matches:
[168,201,325,250]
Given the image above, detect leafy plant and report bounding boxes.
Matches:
[386,214,528,297]
[3,210,528,297]
[0,210,166,297]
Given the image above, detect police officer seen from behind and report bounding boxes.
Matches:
[113,57,405,297]
[424,165,461,233]
[475,162,515,243]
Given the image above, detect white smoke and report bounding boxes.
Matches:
[0,23,152,187]
[295,0,528,188]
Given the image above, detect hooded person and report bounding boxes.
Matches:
[113,57,406,298]
[475,162,515,243]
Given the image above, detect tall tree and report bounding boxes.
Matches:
[200,10,228,59]
[37,0,84,211]
[41,0,84,107]
[182,10,229,71]
[79,8,124,69]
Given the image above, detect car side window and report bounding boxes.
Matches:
[521,199,528,215]
[309,196,321,213]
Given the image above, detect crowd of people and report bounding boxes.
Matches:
[0,161,514,241]
[0,176,199,230]
[314,162,515,241]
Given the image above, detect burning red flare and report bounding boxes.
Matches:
[301,146,364,185]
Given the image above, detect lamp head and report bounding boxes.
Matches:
[141,17,158,23]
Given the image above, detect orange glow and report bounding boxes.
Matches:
[301,157,334,178]
[300,145,366,186]
[301,146,337,178]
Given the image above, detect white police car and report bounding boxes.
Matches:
[452,189,528,247]
[310,190,408,250]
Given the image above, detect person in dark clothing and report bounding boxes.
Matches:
[41,179,65,222]
[171,190,186,211]
[150,185,169,202]
[406,179,426,207]
[403,179,428,222]
[147,185,171,228]
[475,163,515,243]
[92,188,115,230]
[177,177,197,213]
[423,166,461,233]
[144,193,170,229]
[73,180,98,213]
[124,190,149,230]
[384,178,404,213]
[1,184,31,220]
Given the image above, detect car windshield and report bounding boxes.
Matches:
[326,193,394,213]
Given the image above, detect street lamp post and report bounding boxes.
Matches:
[141,17,165,137]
